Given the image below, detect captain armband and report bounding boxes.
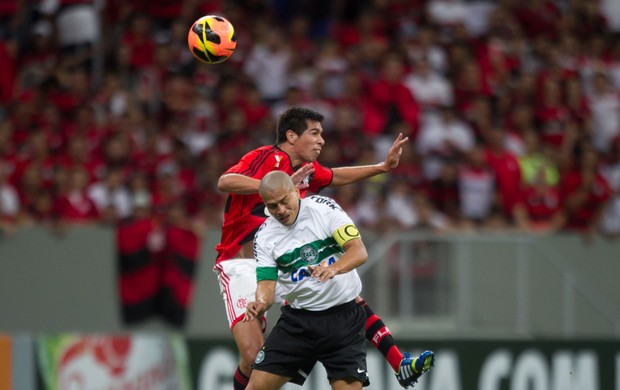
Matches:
[333,224,361,247]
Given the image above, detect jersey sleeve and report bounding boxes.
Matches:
[254,226,278,281]
[332,223,361,247]
[225,151,251,175]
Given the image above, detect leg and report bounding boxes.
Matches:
[232,319,265,389]
[356,296,435,388]
[356,296,404,371]
[330,378,363,390]
[214,260,264,390]
[246,369,291,390]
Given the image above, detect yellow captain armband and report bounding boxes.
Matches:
[333,224,360,247]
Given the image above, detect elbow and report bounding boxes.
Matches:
[358,250,368,267]
[217,175,229,193]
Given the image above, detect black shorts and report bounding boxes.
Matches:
[253,300,368,386]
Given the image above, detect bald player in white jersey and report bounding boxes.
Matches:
[244,170,369,390]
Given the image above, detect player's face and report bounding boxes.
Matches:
[263,187,300,226]
[293,120,325,163]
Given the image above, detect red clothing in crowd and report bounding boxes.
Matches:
[0,41,16,104]
[560,170,611,231]
[520,185,561,225]
[362,79,420,137]
[485,148,522,217]
[54,190,101,222]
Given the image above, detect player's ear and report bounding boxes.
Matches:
[286,130,297,144]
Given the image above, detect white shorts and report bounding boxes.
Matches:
[213,259,283,331]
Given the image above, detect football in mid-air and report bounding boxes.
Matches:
[187,15,237,64]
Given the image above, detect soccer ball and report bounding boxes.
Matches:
[187,15,237,64]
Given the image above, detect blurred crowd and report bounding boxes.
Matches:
[0,0,620,240]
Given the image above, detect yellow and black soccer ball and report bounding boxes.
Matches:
[187,15,237,64]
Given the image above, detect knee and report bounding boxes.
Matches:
[239,343,261,367]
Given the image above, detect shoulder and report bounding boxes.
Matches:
[305,195,343,212]
[241,145,279,161]
[231,146,291,176]
[254,218,278,245]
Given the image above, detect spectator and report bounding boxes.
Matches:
[243,28,292,104]
[0,0,617,238]
[17,20,58,91]
[0,119,17,181]
[558,141,611,238]
[313,40,348,99]
[514,165,563,233]
[428,159,461,223]
[127,172,152,216]
[535,78,572,148]
[426,0,468,33]
[17,163,47,222]
[362,54,420,139]
[87,168,132,221]
[587,72,620,154]
[458,144,496,228]
[120,13,155,70]
[53,166,100,223]
[405,25,448,74]
[518,130,560,187]
[329,105,367,166]
[384,179,420,229]
[567,0,609,40]
[404,56,453,116]
[483,127,524,223]
[412,192,451,233]
[416,104,475,180]
[0,160,19,232]
[509,0,562,41]
[13,131,56,189]
[599,138,620,238]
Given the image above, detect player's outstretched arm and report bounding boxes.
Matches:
[218,173,261,194]
[329,133,409,187]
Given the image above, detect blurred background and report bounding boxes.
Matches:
[1,0,620,389]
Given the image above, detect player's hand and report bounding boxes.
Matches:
[383,133,409,171]
[244,301,267,322]
[291,164,315,190]
[307,264,337,282]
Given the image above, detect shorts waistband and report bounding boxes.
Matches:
[283,300,357,316]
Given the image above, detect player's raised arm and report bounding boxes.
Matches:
[217,173,261,195]
[330,133,409,187]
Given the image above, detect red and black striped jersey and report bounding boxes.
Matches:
[215,145,333,263]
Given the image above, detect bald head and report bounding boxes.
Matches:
[259,171,300,226]
[259,171,296,199]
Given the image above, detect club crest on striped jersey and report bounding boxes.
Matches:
[300,244,318,264]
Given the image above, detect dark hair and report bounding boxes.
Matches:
[275,106,324,144]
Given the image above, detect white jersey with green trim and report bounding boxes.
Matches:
[254,195,362,311]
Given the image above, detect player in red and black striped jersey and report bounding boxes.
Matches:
[215,144,333,263]
[214,106,431,389]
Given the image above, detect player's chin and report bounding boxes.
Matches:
[310,150,321,159]
[279,216,293,225]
